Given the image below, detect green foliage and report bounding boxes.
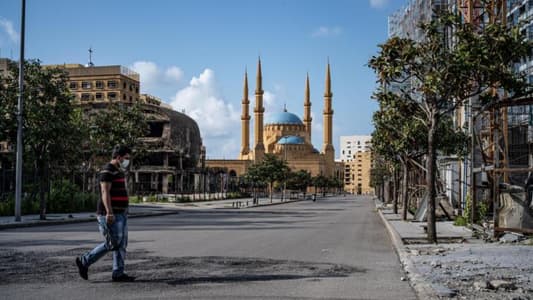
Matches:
[244,154,290,200]
[0,182,97,216]
[286,170,312,192]
[85,102,149,155]
[453,216,468,227]
[369,12,531,241]
[48,180,98,213]
[463,193,488,225]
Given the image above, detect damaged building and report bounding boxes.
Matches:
[60,63,204,195]
[0,58,205,196]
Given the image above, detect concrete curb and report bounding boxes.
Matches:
[242,198,305,208]
[0,211,180,230]
[376,206,440,300]
[0,197,307,230]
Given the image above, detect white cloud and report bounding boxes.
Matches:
[311,111,324,149]
[170,69,240,142]
[165,66,184,83]
[130,61,183,92]
[311,26,342,38]
[0,18,19,43]
[369,0,389,8]
[263,90,278,112]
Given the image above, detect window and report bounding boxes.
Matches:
[129,96,132,101]
[108,92,117,100]
[123,94,126,100]
[81,93,91,101]
[108,80,117,88]
[69,82,78,89]
[95,81,104,89]
[123,82,127,89]
[81,81,91,89]
[129,84,133,91]
[95,93,103,100]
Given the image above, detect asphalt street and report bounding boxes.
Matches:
[0,195,416,300]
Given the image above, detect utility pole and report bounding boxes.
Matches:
[14,0,26,222]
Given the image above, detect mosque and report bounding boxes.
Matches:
[205,58,341,181]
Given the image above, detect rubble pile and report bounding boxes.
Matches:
[406,243,533,299]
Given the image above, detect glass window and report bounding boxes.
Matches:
[95,81,104,89]
[95,93,103,100]
[108,80,117,88]
[81,81,91,89]
[123,82,127,89]
[69,82,78,89]
[108,92,117,100]
[123,94,126,100]
[81,93,91,101]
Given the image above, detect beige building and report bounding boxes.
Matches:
[206,58,340,181]
[344,150,373,194]
[0,60,203,195]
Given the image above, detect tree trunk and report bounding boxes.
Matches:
[393,168,398,214]
[269,182,273,203]
[401,157,409,221]
[38,159,46,220]
[427,111,438,243]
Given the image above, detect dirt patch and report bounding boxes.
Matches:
[0,248,364,285]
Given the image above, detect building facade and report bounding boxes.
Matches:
[339,135,372,162]
[0,59,204,195]
[339,135,372,194]
[206,58,340,183]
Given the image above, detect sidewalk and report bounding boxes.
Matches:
[375,198,533,299]
[0,196,306,230]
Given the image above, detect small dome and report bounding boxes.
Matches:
[265,111,303,125]
[277,135,305,145]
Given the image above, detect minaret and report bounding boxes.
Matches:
[239,69,250,159]
[303,73,312,144]
[253,57,265,161]
[322,61,334,176]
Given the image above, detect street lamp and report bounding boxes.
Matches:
[282,136,288,201]
[14,0,26,222]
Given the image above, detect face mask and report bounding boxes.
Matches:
[120,159,130,169]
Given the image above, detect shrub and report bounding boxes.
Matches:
[453,216,467,227]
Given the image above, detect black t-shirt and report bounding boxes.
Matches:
[96,163,129,215]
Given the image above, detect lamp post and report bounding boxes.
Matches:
[14,0,26,222]
[282,137,288,201]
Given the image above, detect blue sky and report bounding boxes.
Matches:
[0,0,406,159]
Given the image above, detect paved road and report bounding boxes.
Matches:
[0,195,416,300]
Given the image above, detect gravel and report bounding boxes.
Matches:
[405,243,533,299]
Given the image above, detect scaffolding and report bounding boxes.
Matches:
[459,0,533,235]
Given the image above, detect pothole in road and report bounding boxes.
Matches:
[0,248,364,285]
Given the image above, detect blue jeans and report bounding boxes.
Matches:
[81,212,128,277]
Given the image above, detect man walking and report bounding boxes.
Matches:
[76,145,135,282]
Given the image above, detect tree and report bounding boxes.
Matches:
[372,89,467,219]
[369,13,530,242]
[286,170,312,198]
[0,60,83,219]
[312,175,329,197]
[245,154,290,203]
[82,102,149,192]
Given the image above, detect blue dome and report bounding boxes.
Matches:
[265,112,303,125]
[278,135,305,145]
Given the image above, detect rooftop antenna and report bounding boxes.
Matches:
[283,103,287,112]
[88,47,94,67]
